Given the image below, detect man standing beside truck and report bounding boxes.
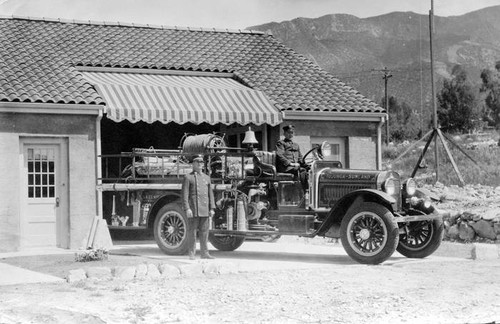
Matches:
[182,155,215,260]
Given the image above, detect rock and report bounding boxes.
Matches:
[86,267,112,280]
[483,210,500,221]
[494,223,500,235]
[435,182,445,189]
[449,212,461,225]
[470,220,497,240]
[218,262,238,275]
[146,263,161,279]
[447,224,459,240]
[159,263,181,279]
[494,186,500,194]
[458,223,475,241]
[67,269,87,283]
[443,192,459,201]
[461,212,474,222]
[114,266,136,280]
[178,263,203,277]
[135,263,148,279]
[472,213,482,222]
[202,262,221,275]
[471,243,499,260]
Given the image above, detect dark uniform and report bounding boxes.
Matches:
[182,162,215,258]
[275,125,308,192]
[276,138,303,173]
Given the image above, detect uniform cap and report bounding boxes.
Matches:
[282,124,295,132]
[192,155,204,163]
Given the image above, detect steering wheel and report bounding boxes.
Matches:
[301,144,323,167]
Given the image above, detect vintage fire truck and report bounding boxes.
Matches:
[98,132,444,264]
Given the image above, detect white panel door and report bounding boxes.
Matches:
[22,144,60,247]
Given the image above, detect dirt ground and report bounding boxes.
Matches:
[1,184,499,324]
[0,255,499,324]
[0,253,167,279]
[1,235,500,324]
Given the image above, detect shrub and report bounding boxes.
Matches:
[383,132,500,186]
[75,248,109,262]
[382,144,399,160]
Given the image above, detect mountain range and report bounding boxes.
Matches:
[248,6,500,118]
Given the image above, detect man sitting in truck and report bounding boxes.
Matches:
[275,124,309,192]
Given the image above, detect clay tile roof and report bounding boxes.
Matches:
[0,17,384,114]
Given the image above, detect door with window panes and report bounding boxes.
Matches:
[22,144,63,247]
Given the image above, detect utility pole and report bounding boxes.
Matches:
[430,0,440,181]
[373,67,393,144]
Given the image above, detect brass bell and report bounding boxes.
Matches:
[242,127,258,145]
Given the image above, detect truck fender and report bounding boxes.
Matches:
[147,193,182,228]
[317,189,396,236]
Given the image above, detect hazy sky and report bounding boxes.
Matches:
[0,0,499,29]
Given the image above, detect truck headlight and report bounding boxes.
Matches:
[404,178,417,196]
[320,141,332,158]
[383,178,396,196]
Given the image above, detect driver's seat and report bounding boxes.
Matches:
[253,151,294,180]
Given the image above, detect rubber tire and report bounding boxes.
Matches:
[397,218,444,258]
[153,203,189,255]
[208,234,245,251]
[340,202,399,265]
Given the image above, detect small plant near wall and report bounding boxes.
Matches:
[75,248,109,262]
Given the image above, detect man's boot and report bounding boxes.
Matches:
[201,253,215,259]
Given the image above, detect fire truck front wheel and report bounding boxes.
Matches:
[154,204,189,255]
[340,202,399,265]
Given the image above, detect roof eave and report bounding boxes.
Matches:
[283,110,387,122]
[0,102,103,115]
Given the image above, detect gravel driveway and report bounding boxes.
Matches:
[0,238,499,324]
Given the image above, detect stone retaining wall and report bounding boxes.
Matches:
[442,209,500,243]
[66,261,238,283]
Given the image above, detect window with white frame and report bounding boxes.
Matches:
[310,137,346,167]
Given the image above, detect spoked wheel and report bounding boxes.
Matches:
[153,203,189,255]
[340,202,399,264]
[208,234,245,251]
[397,217,444,258]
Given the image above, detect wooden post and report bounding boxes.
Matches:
[383,67,392,145]
[429,5,440,183]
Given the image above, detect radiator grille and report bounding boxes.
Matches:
[319,182,376,208]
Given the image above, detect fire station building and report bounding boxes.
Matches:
[0,17,386,251]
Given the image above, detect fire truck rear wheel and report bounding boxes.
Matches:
[208,234,245,251]
[153,204,189,255]
[340,202,399,265]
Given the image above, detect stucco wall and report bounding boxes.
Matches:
[0,112,98,252]
[68,135,97,249]
[0,133,21,252]
[277,120,379,169]
[348,137,377,169]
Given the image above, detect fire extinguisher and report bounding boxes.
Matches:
[236,199,247,231]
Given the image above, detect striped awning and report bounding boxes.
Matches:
[81,71,282,126]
